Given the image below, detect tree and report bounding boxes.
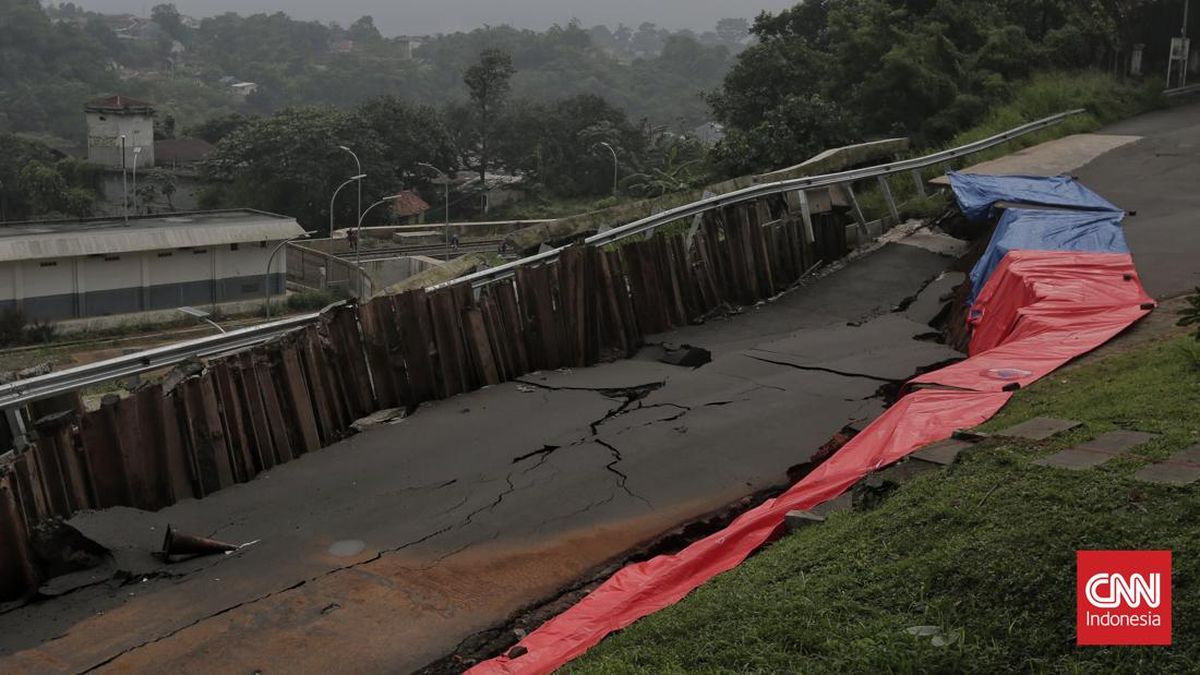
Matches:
[631,22,665,55]
[348,16,382,45]
[188,113,255,144]
[353,96,457,201]
[715,18,749,46]
[463,48,515,211]
[17,159,95,217]
[151,4,186,41]
[202,107,387,233]
[494,94,646,198]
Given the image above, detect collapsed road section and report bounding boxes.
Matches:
[0,114,1096,671]
[0,223,973,672]
[467,173,1152,674]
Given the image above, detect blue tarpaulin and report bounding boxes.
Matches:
[948,172,1122,221]
[968,207,1129,304]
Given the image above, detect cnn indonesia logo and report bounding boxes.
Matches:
[1076,550,1172,646]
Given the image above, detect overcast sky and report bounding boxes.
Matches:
[69,0,798,35]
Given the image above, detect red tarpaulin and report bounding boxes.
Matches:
[469,248,1153,675]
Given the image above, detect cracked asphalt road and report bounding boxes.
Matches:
[0,235,965,673]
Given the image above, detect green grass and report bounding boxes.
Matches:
[855,70,1164,223]
[570,335,1200,674]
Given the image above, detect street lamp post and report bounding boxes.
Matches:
[418,162,452,259]
[178,306,226,334]
[131,146,142,215]
[120,135,128,223]
[355,194,404,262]
[338,146,362,231]
[352,195,403,297]
[329,173,367,237]
[264,230,318,318]
[596,141,618,197]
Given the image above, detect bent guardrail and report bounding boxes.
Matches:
[0,110,1082,413]
[0,313,322,411]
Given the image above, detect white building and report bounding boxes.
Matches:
[85,95,156,169]
[0,210,303,321]
[230,82,259,98]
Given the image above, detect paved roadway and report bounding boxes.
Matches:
[1,99,1197,673]
[1076,103,1200,297]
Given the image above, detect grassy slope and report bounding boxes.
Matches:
[858,70,1164,221]
[571,330,1200,673]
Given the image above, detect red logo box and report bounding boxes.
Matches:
[1077,550,1172,646]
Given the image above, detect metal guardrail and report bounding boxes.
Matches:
[0,110,1082,411]
[429,109,1084,291]
[0,313,322,410]
[1164,83,1200,97]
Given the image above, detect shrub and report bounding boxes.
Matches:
[1178,286,1200,341]
[284,288,346,313]
[0,309,58,347]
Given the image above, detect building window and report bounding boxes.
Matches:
[157,252,173,258]
[259,241,268,248]
[39,261,57,268]
[104,255,120,262]
[230,243,240,251]
[193,248,207,255]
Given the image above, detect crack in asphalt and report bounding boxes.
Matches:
[744,354,901,384]
[74,458,542,673]
[593,439,652,507]
[70,333,917,669]
[512,378,667,401]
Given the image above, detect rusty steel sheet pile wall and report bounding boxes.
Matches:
[0,197,847,601]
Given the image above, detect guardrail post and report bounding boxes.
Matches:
[877,175,901,224]
[795,190,816,244]
[910,169,927,197]
[4,408,30,452]
[840,182,868,241]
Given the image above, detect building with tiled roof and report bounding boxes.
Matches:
[391,190,431,219]
[85,95,156,168]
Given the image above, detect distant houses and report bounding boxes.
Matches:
[230,82,259,99]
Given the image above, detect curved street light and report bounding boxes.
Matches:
[595,141,618,197]
[418,162,452,259]
[338,146,363,227]
[264,230,317,318]
[355,194,404,259]
[330,173,367,237]
[348,194,404,297]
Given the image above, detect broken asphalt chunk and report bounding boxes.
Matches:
[657,344,712,368]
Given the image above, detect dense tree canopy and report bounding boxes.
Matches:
[198,88,487,232]
[707,0,1189,175]
[4,2,742,145]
